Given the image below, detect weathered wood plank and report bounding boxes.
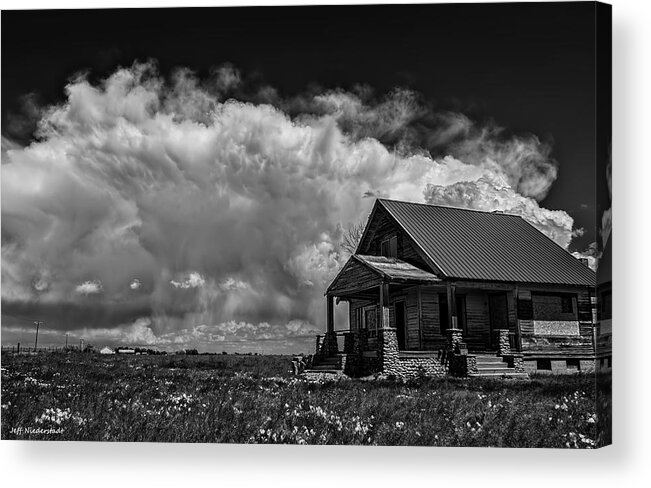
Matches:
[328,258,382,296]
[357,206,430,269]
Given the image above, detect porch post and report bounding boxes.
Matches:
[513,285,522,352]
[447,281,458,330]
[417,285,423,349]
[378,282,398,375]
[379,283,390,329]
[326,295,334,333]
[323,294,338,356]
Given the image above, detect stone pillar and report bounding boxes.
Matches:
[512,355,525,373]
[323,331,339,356]
[446,328,468,376]
[466,355,478,374]
[378,327,399,375]
[495,329,511,356]
[446,328,465,354]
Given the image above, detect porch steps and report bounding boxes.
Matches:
[303,354,345,375]
[304,367,343,373]
[470,354,529,379]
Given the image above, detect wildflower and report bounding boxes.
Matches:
[395,421,405,429]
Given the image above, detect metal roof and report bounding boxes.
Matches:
[354,255,441,283]
[377,199,596,287]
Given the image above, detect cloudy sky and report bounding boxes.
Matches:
[1,4,602,353]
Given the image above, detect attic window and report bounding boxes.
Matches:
[381,236,398,258]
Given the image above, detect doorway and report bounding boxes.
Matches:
[488,293,509,349]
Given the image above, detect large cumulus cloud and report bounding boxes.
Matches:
[1,62,590,352]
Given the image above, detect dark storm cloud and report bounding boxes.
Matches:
[1,62,591,350]
[1,296,152,331]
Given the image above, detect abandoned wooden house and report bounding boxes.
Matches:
[311,198,597,379]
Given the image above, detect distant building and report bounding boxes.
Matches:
[115,347,135,354]
[100,346,115,355]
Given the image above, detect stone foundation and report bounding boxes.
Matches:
[466,355,478,374]
[495,329,511,356]
[523,357,595,374]
[322,327,590,379]
[502,354,525,373]
[375,328,445,379]
[579,359,595,373]
[445,328,474,376]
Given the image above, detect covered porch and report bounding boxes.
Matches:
[317,255,522,359]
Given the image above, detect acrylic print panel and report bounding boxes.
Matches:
[1,2,612,447]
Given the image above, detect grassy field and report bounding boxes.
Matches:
[1,352,609,447]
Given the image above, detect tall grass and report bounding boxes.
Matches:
[1,352,605,447]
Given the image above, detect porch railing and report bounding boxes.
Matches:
[315,329,353,355]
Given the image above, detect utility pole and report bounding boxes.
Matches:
[65,333,69,350]
[34,321,43,349]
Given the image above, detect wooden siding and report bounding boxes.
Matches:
[517,291,534,336]
[386,286,420,350]
[328,258,382,296]
[406,288,420,350]
[577,289,595,338]
[519,287,594,358]
[465,292,489,341]
[358,206,430,269]
[420,286,447,350]
[507,291,518,334]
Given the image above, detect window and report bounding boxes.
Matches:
[363,305,378,337]
[561,295,574,313]
[532,293,577,320]
[380,236,398,258]
[566,358,581,371]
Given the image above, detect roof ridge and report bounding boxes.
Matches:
[377,198,523,218]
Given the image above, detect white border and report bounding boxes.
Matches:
[1,0,650,486]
